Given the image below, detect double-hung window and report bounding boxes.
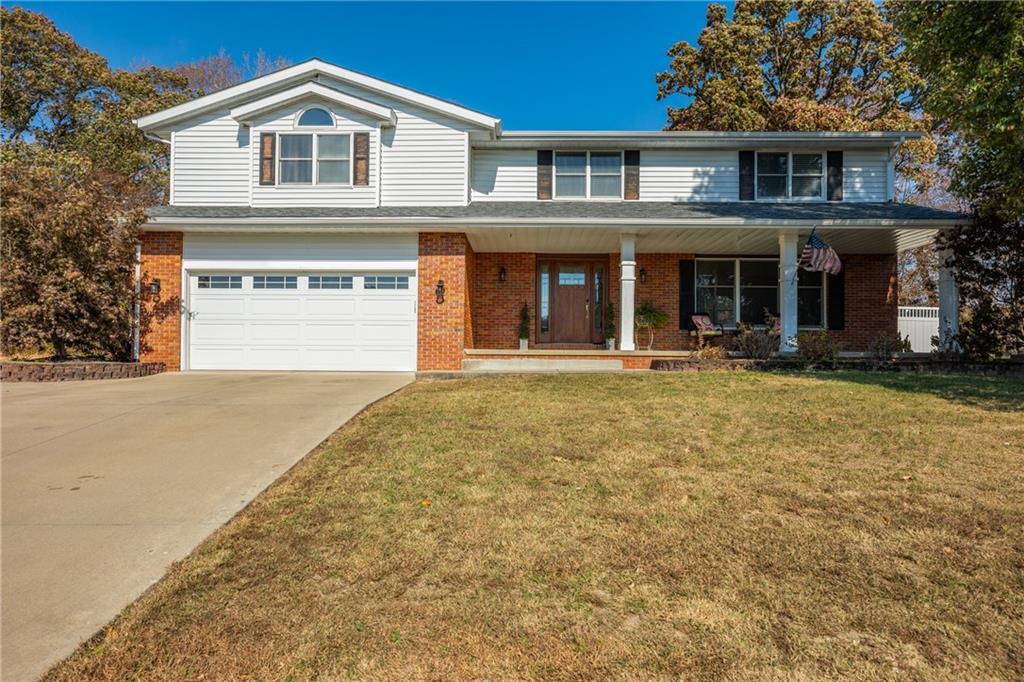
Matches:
[756,152,825,200]
[694,258,827,327]
[554,151,622,199]
[278,134,352,185]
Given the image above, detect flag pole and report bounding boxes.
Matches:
[791,226,817,285]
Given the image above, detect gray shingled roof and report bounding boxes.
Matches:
[147,202,965,222]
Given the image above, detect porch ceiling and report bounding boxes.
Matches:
[464,225,937,255]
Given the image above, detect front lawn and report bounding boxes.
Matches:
[50,372,1024,680]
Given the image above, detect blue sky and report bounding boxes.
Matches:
[19,1,721,130]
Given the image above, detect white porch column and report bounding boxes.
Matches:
[778,231,799,353]
[619,233,637,351]
[937,246,961,350]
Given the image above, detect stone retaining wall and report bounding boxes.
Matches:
[1,361,166,382]
[650,357,1024,375]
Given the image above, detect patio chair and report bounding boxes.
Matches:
[689,313,724,348]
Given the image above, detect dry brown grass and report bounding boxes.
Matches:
[48,372,1024,680]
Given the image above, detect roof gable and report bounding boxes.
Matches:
[229,82,397,126]
[136,58,500,136]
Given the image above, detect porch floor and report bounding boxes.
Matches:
[465,348,695,357]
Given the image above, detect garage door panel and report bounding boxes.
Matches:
[305,298,358,316]
[357,348,417,370]
[188,271,416,372]
[359,322,416,344]
[193,297,246,316]
[248,347,302,368]
[249,322,302,341]
[192,323,245,342]
[358,298,415,317]
[251,297,302,316]
[304,323,357,342]
[190,347,247,370]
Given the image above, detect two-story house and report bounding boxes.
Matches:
[136,59,963,372]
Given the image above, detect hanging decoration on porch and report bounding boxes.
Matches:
[799,227,843,275]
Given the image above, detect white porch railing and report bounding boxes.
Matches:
[898,306,939,352]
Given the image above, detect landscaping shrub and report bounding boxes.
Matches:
[797,330,842,368]
[869,333,912,363]
[734,315,779,359]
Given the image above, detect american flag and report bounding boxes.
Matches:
[799,230,843,275]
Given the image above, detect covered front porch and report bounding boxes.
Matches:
[449,222,958,369]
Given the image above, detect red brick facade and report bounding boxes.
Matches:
[136,231,898,373]
[417,233,474,370]
[463,248,897,354]
[610,252,698,351]
[471,252,538,348]
[833,253,899,350]
[139,232,183,371]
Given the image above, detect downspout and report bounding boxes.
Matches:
[133,244,141,361]
[887,135,905,202]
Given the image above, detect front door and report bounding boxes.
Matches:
[552,263,591,342]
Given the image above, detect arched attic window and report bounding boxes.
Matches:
[297,107,333,127]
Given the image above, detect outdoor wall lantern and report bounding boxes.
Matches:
[499,265,507,282]
[149,279,161,296]
[435,279,445,304]
[639,268,647,284]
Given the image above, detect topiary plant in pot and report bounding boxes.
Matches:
[518,303,530,350]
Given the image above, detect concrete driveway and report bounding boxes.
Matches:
[1,371,412,681]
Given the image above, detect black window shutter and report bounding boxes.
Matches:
[827,151,843,201]
[353,132,370,186]
[827,270,845,330]
[624,150,640,200]
[739,150,755,200]
[680,260,696,329]
[537,150,553,200]
[259,133,275,185]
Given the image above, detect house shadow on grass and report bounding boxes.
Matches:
[785,370,1024,413]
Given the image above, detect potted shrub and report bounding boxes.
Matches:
[634,302,669,351]
[604,302,616,350]
[518,303,529,350]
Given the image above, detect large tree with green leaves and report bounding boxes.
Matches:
[656,0,935,191]
[892,1,1024,357]
[0,7,189,359]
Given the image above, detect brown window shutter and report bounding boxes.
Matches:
[827,150,843,201]
[259,133,275,185]
[624,150,640,200]
[537,150,553,200]
[739,150,755,200]
[353,132,370,186]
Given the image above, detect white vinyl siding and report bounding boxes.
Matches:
[170,108,250,206]
[638,149,739,201]
[250,105,377,207]
[320,75,472,207]
[843,149,889,202]
[470,149,538,201]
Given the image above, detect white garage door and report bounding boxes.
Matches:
[187,272,416,371]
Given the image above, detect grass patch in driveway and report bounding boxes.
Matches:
[48,372,1024,680]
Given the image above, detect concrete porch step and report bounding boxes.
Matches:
[462,358,624,373]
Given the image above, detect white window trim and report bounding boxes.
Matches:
[553,150,623,200]
[754,151,826,202]
[294,105,337,129]
[276,132,354,187]
[693,257,827,329]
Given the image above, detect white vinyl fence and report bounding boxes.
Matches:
[898,306,939,352]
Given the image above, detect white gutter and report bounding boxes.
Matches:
[144,215,962,230]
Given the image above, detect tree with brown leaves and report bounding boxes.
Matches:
[0,7,189,359]
[656,0,935,194]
